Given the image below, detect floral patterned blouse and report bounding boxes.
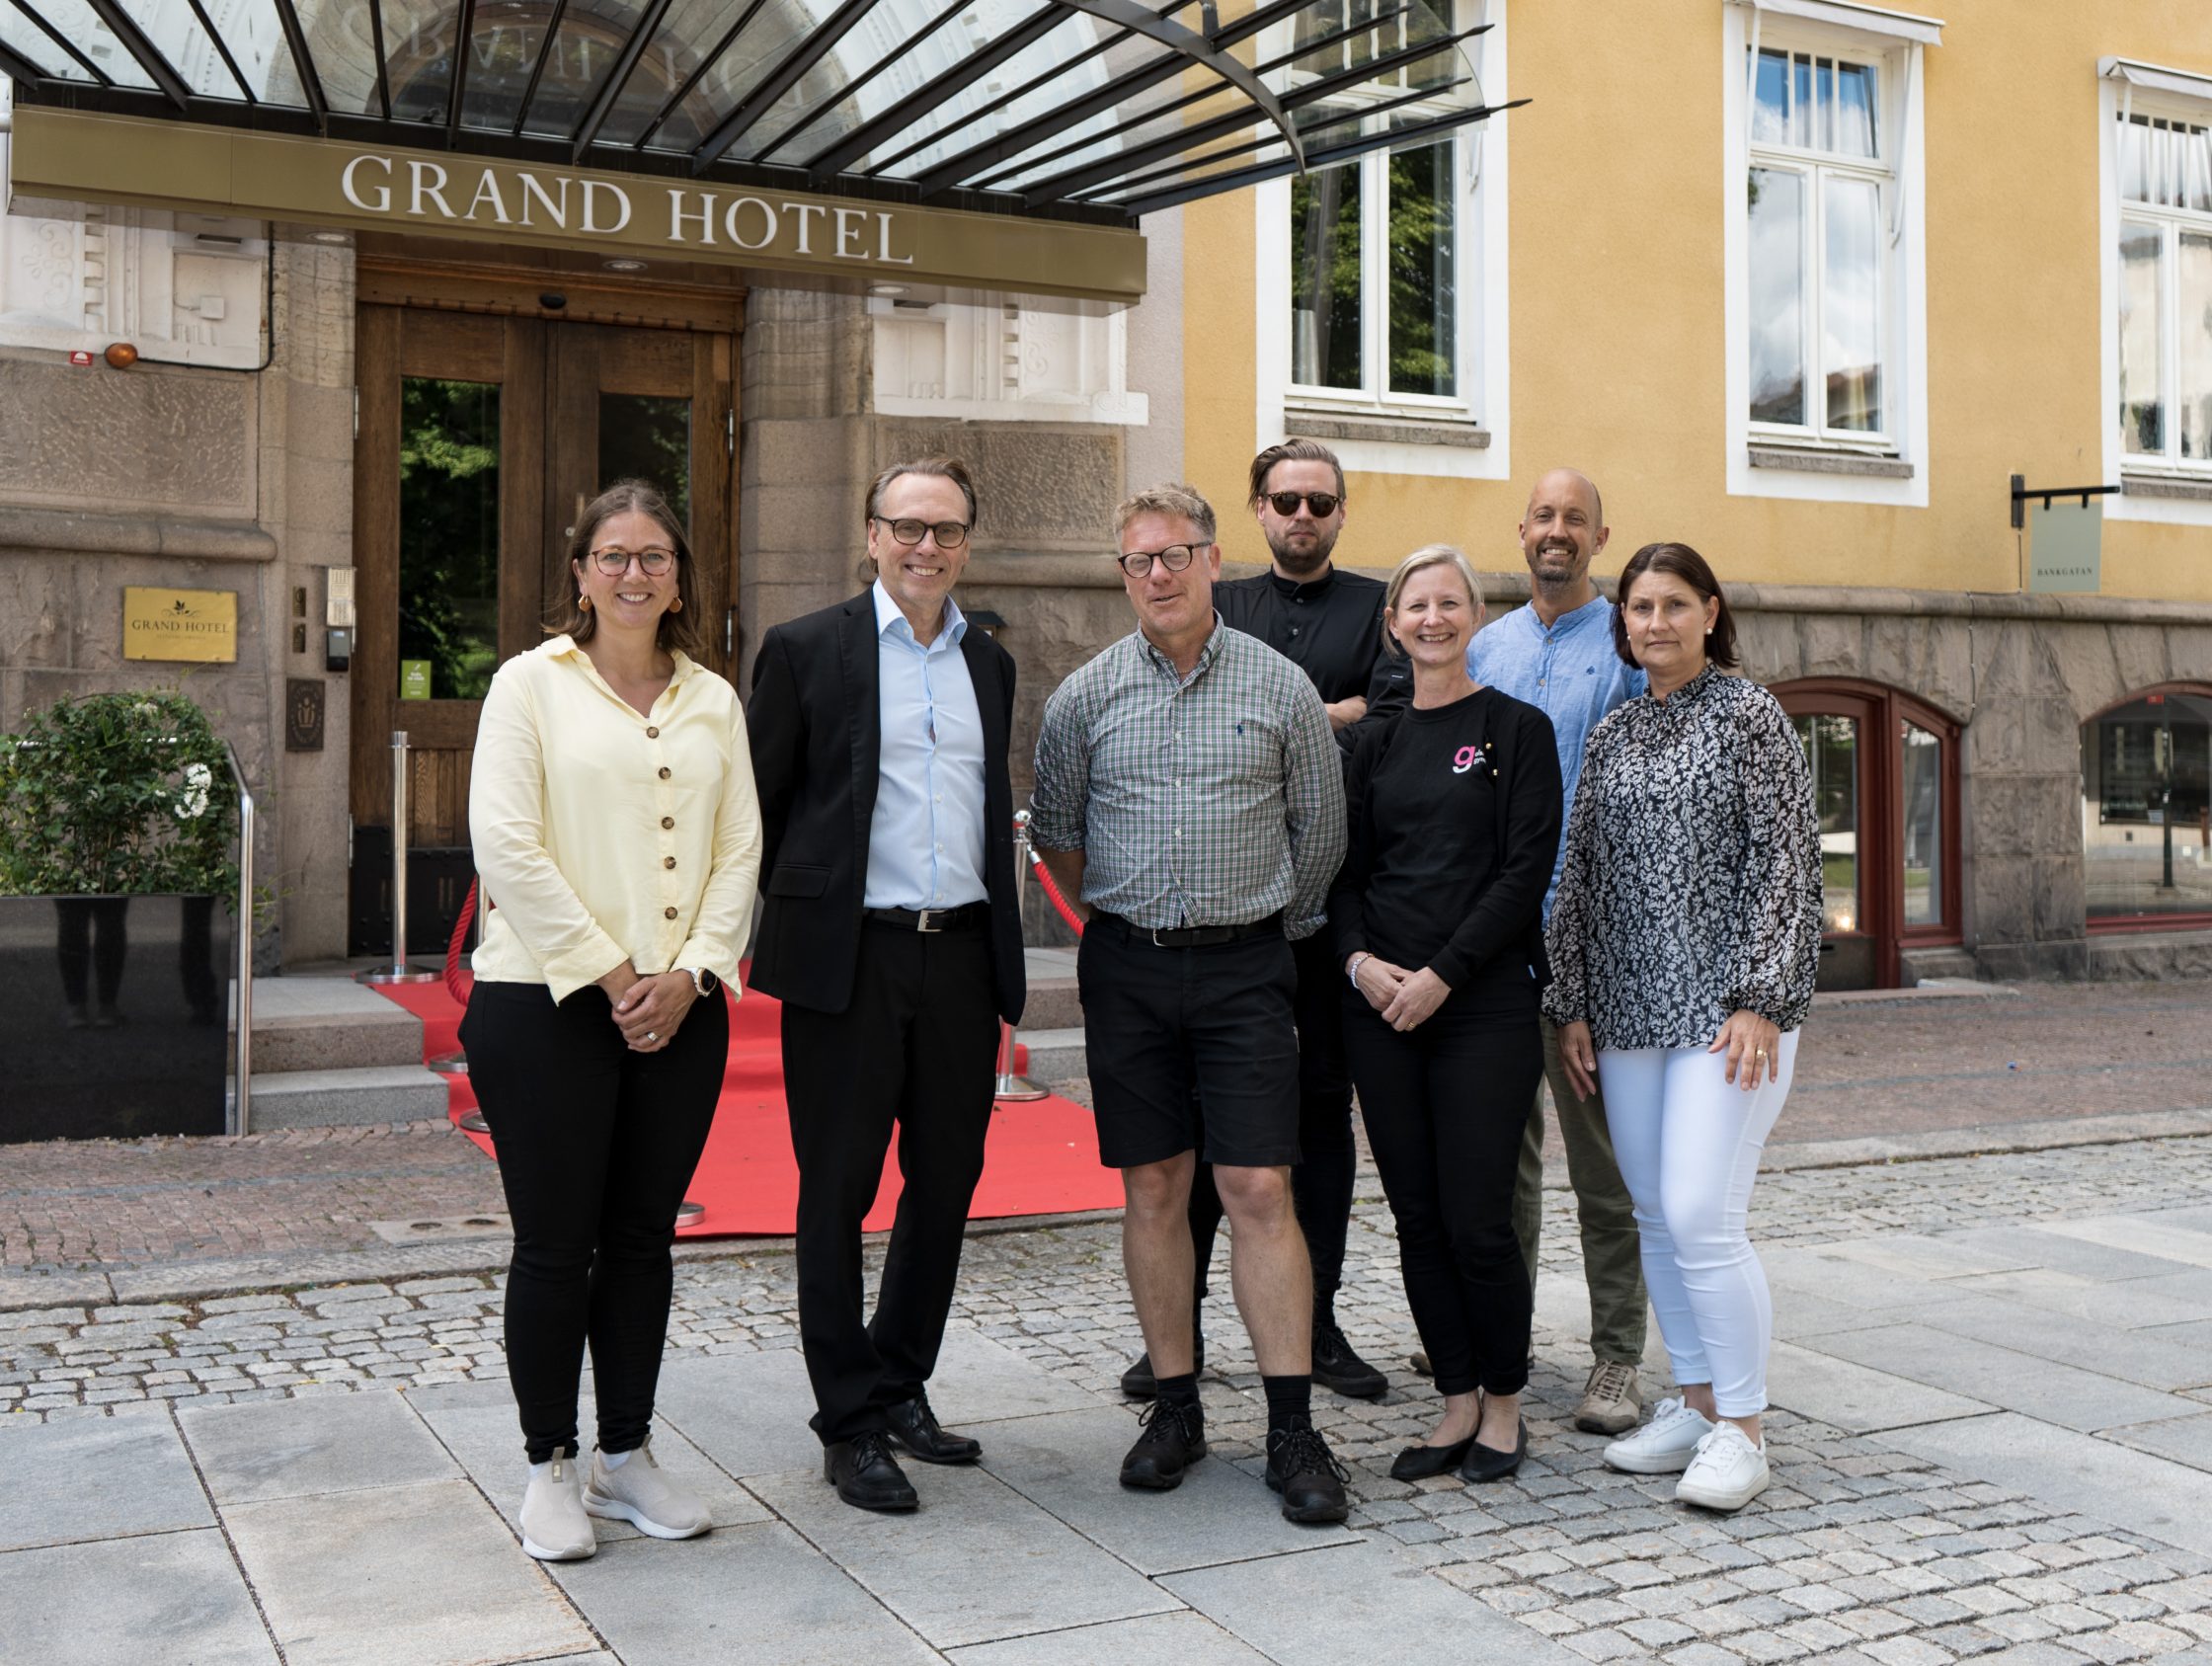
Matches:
[1542,666,1823,1050]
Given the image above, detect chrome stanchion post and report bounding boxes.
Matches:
[362,731,435,986]
[994,809,1050,1103]
[225,742,255,1137]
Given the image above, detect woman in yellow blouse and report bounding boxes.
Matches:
[462,478,762,1562]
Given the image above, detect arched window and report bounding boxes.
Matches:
[2082,684,2212,932]
[1773,678,1962,990]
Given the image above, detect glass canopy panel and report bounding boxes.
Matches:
[515,0,651,139]
[0,7,72,76]
[284,0,387,115]
[382,0,463,125]
[110,0,244,98]
[20,0,162,90]
[450,0,567,132]
[586,0,757,149]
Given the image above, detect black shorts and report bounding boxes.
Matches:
[1077,918,1301,1170]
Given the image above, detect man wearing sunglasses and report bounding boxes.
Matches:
[747,456,1026,1514]
[1031,482,1351,1525]
[1111,439,1401,1408]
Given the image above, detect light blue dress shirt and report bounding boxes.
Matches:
[865,581,989,911]
[1467,592,1647,923]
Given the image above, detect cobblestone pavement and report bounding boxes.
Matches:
[10,1133,2212,1664]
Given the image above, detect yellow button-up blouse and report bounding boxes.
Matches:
[468,636,763,1003]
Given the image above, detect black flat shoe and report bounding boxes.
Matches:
[885,1391,982,1465]
[825,1430,918,1512]
[1389,1434,1476,1481]
[1459,1418,1529,1483]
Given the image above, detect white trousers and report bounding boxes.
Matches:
[1596,1032,1798,1418]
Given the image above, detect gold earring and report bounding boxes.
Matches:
[579,595,592,610]
[670,598,683,613]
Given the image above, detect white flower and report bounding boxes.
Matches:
[175,761,212,822]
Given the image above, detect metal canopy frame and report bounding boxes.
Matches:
[0,0,1517,227]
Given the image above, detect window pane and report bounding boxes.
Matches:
[1902,722,1942,926]
[2119,221,2166,456]
[398,379,500,702]
[1752,48,1788,145]
[1818,60,1834,153]
[1791,53,1813,148]
[1292,163,1364,391]
[2181,232,2212,462]
[2120,116,2149,203]
[1749,169,1806,425]
[1823,174,1883,432]
[599,396,691,526]
[1835,61,1878,159]
[1795,715,1860,933]
[2084,697,2212,919]
[1386,142,1456,398]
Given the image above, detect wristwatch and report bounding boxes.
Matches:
[682,967,720,997]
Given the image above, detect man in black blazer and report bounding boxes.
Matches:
[747,455,1025,1514]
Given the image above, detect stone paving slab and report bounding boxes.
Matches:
[651,1346,822,1479]
[1907,1291,2212,1393]
[946,1609,1271,1663]
[0,1529,276,1665]
[2040,1219,2212,1272]
[0,1400,210,1551]
[2105,1413,2212,1476]
[1765,1337,1998,1434]
[1943,1263,2212,1331]
[178,1384,461,1504]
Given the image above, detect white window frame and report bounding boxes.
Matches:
[1254,0,1509,483]
[1721,0,1935,507]
[2100,58,2212,528]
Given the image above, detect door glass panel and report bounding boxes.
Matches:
[1795,713,1859,932]
[599,395,692,526]
[1902,721,1942,925]
[398,378,501,702]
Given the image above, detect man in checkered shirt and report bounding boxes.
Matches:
[1030,482,1351,1525]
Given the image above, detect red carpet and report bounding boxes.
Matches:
[370,977,1122,1237]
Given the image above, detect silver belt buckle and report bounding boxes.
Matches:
[915,908,948,933]
[1147,926,1171,946]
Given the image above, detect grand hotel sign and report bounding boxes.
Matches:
[4,108,1146,306]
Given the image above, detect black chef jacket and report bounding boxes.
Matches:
[1215,566,1411,752]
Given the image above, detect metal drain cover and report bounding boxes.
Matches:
[368,1214,514,1245]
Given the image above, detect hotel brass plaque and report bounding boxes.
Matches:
[123,587,238,664]
[6,109,1147,306]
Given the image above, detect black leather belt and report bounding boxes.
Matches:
[863,904,987,933]
[1092,911,1282,948]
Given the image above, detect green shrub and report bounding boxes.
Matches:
[0,690,240,900]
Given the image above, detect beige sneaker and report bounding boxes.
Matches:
[584,1436,712,1541]
[1574,1361,1647,1434]
[519,1450,596,1561]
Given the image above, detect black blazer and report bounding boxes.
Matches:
[747,592,1026,1024]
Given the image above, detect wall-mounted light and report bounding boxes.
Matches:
[871,283,908,296]
[603,258,648,273]
[966,608,1007,640]
[103,342,138,369]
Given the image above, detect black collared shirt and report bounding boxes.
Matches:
[1214,566,1411,751]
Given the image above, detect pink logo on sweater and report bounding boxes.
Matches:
[1452,745,1477,774]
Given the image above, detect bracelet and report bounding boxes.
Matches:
[1346,953,1371,991]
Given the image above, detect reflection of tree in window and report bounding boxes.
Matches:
[599,396,692,527]
[1292,164,1363,390]
[398,379,501,703]
[1388,143,1455,398]
[1794,713,1858,931]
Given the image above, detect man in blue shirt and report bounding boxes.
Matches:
[1463,467,1653,1438]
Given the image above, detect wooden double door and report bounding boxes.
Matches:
[349,305,738,953]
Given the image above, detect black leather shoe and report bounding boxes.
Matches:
[1459,1418,1529,1483]
[1312,1315,1387,1400]
[1265,1419,1350,1523]
[824,1430,918,1512]
[885,1392,982,1465]
[1389,1434,1475,1481]
[1118,1324,1206,1399]
[1119,1397,1206,1489]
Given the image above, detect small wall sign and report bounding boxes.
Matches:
[123,587,238,663]
[285,678,326,752]
[400,660,433,700]
[2028,501,2102,595]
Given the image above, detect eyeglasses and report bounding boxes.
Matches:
[1116,544,1202,578]
[591,546,675,576]
[872,516,971,549]
[1264,490,1341,518]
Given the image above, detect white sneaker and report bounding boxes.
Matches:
[585,1436,712,1540]
[1601,1396,1714,1474]
[1674,1421,1772,1512]
[519,1451,596,1560]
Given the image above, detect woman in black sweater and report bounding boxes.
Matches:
[1330,545,1562,1484]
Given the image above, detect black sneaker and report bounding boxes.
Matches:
[1119,1397,1207,1490]
[1117,1322,1206,1399]
[1311,1315,1387,1400]
[1265,1418,1351,1524]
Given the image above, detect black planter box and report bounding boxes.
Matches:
[0,894,232,1143]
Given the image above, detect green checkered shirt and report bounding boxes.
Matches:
[1030,618,1347,939]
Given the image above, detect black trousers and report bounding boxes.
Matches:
[1340,981,1541,1396]
[782,918,999,1445]
[1185,929,1356,1309]
[460,980,727,1463]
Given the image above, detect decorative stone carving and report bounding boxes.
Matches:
[871,295,1147,426]
[0,359,254,516]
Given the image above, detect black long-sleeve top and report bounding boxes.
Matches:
[1328,687,1563,992]
[1215,566,1411,753]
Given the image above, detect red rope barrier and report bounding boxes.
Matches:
[444,879,478,1007]
[1024,843,1084,938]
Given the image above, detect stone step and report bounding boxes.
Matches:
[1023,978,1081,1032]
[1017,1026,1086,1085]
[231,1065,450,1130]
[230,975,426,1072]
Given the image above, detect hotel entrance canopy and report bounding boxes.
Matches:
[0,0,1512,302]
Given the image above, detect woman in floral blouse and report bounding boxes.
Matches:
[1544,542,1821,1514]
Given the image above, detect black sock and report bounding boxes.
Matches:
[1263,1374,1311,1433]
[1154,1371,1201,1410]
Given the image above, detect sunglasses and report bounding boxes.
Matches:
[1264,490,1342,518]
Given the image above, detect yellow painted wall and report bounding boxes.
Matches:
[1181,0,2212,603]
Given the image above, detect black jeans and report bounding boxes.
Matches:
[1341,979,1541,1396]
[1185,929,1356,1309]
[782,919,999,1445]
[460,980,727,1463]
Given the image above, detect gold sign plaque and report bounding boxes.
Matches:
[6,109,1148,307]
[124,588,238,663]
